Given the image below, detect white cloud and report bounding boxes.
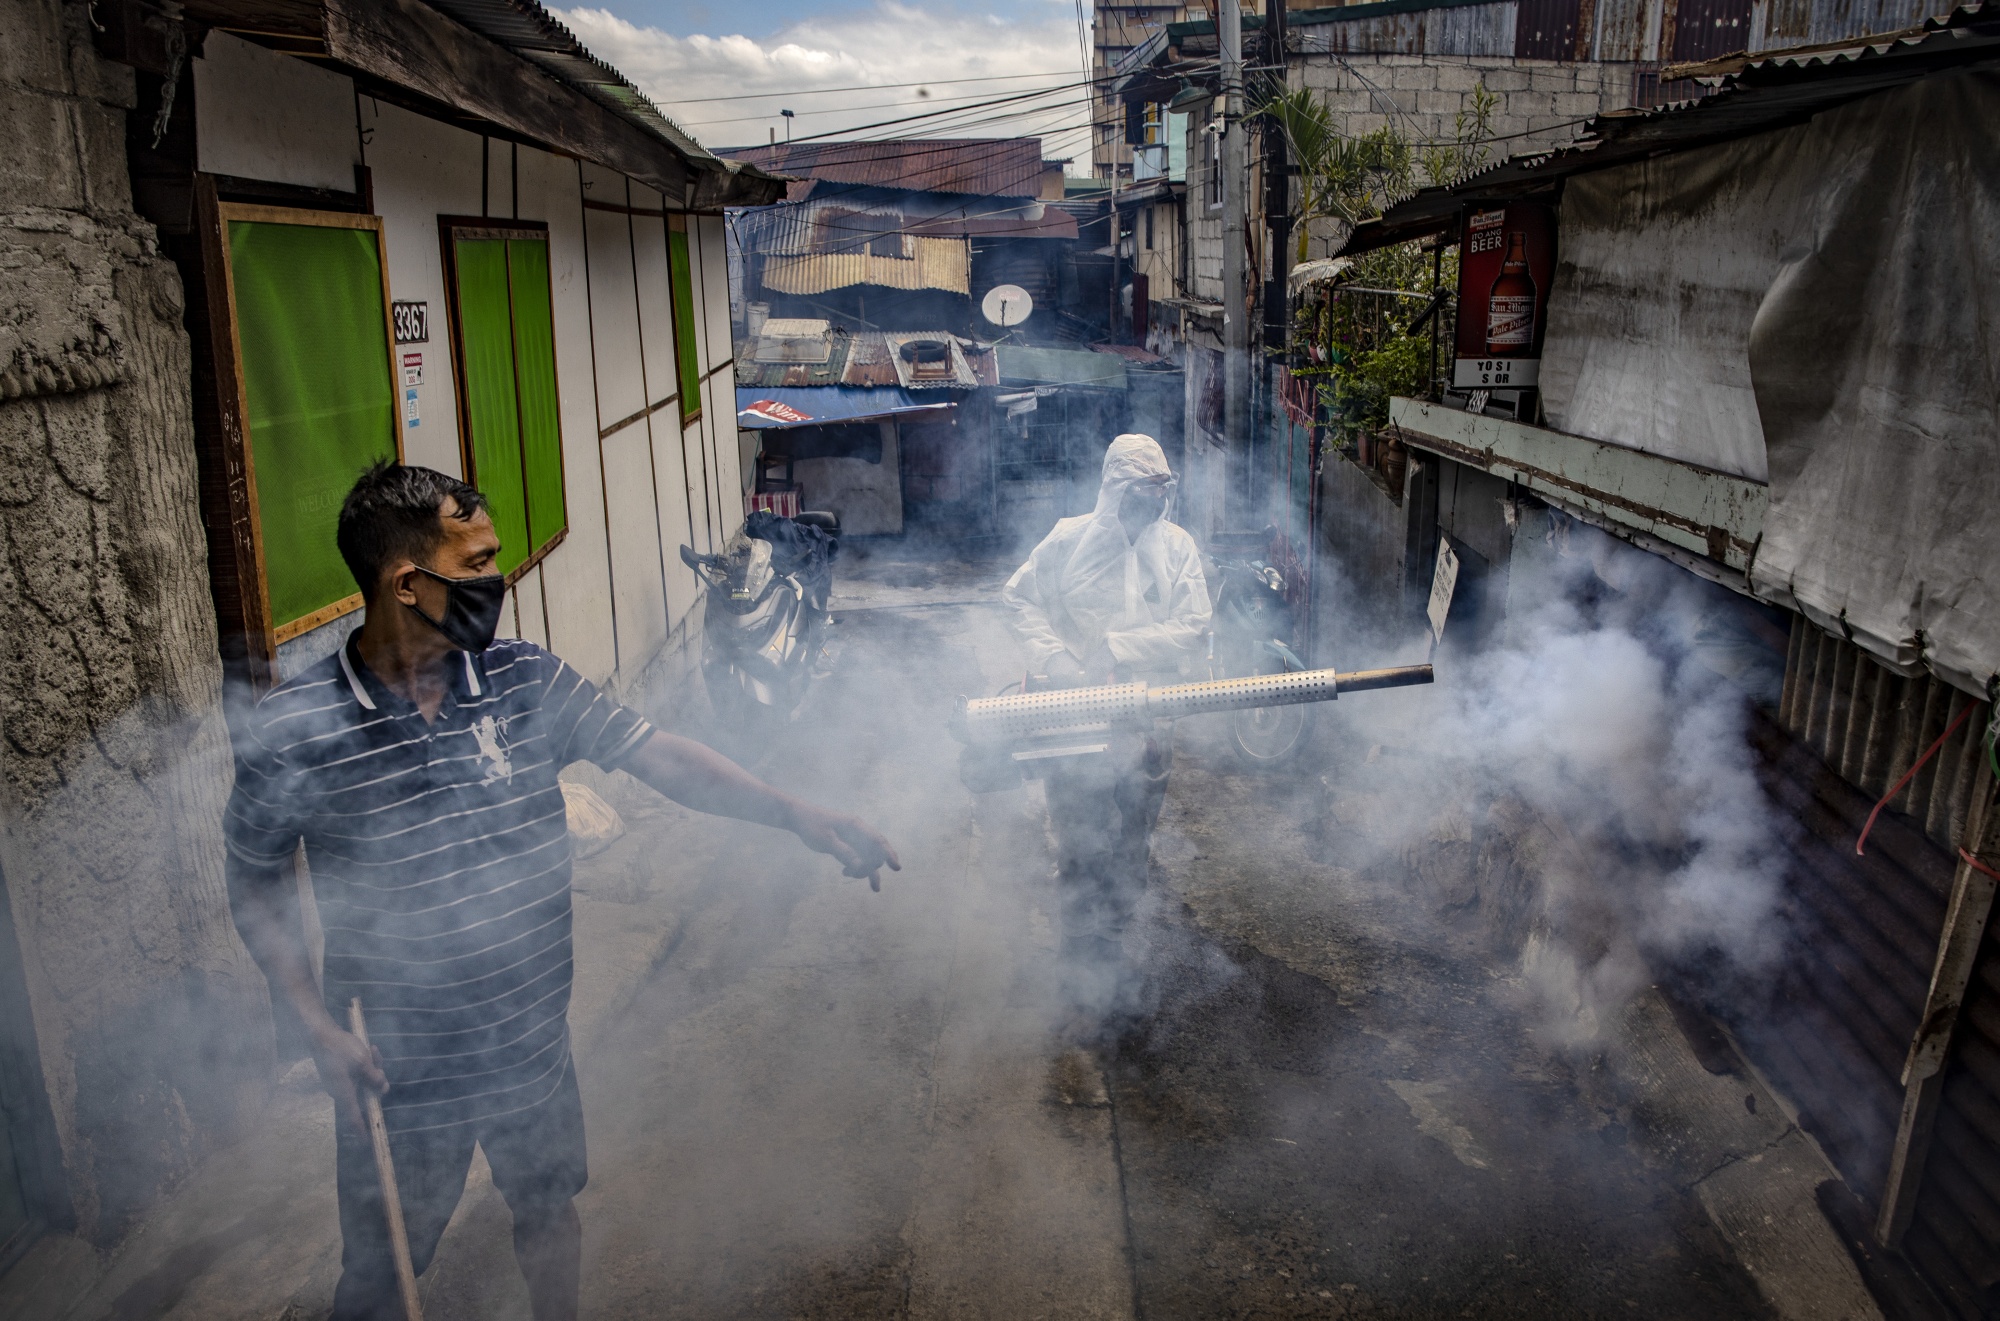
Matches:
[552,2,1096,166]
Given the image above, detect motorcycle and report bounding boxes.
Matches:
[680,511,839,752]
[1206,530,1312,765]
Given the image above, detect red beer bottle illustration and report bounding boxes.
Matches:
[1485,231,1537,355]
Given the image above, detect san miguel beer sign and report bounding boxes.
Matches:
[1453,202,1555,390]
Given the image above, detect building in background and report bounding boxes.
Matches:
[1327,12,2000,1311]
[722,138,1181,546]
[0,0,774,1274]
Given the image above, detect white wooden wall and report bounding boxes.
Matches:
[200,33,742,692]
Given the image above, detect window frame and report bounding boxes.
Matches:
[436,216,571,584]
[212,201,403,651]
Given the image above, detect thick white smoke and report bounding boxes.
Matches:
[1315,506,1791,1049]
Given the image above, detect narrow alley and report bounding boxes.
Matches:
[52,549,1848,1320]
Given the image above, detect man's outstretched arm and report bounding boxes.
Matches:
[619,731,901,881]
[226,856,386,1133]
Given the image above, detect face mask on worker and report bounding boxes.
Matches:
[409,565,507,652]
[1118,479,1173,530]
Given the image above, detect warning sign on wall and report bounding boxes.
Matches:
[1453,202,1555,391]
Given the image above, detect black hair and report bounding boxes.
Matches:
[336,461,489,596]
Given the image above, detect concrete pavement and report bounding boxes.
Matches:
[5,546,1884,1319]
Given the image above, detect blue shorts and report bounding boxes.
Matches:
[329,1052,587,1321]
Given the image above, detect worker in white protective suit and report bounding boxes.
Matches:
[1001,435,1210,1051]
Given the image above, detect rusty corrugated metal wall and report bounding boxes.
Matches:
[1912,915,2000,1316]
[1739,620,1999,1317]
[1296,3,1520,56]
[1778,622,1987,853]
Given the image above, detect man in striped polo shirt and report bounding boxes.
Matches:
[225,463,899,1321]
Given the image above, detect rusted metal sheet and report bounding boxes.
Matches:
[734,330,980,389]
[1732,702,1950,1206]
[1296,2,1519,56]
[1779,626,1988,850]
[1763,620,2000,1312]
[1389,397,1766,570]
[722,139,1050,200]
[1517,0,1585,56]
[760,237,971,297]
[1803,0,1947,41]
[1670,0,1755,59]
[1589,0,1661,60]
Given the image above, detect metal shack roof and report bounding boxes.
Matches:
[1339,1,2000,254]
[995,346,1128,390]
[720,139,1053,199]
[423,0,707,160]
[182,0,785,208]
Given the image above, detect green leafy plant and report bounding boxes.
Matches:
[1263,81,1494,434]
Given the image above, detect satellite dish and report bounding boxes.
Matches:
[981,284,1034,328]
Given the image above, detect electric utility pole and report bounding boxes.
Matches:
[1221,0,1249,494]
[1264,1,1292,354]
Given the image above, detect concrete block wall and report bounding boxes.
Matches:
[1289,54,1639,259]
[0,0,268,1245]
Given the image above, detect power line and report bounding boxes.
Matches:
[851,89,1097,142]
[774,64,1213,146]
[663,69,1086,107]
[681,80,1084,130]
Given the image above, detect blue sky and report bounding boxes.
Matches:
[554,0,1095,161]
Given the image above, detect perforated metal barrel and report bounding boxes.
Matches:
[956,665,1432,745]
[958,681,1152,745]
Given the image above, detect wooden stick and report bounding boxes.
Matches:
[350,998,425,1321]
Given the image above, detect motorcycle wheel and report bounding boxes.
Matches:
[1230,701,1313,765]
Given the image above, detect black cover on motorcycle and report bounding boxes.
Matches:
[744,510,839,584]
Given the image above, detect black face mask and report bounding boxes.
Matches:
[409,566,507,653]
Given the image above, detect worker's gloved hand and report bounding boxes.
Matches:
[1043,652,1087,688]
[1083,643,1120,684]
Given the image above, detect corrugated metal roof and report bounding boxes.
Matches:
[734,197,1077,262]
[735,332,994,390]
[719,139,1052,199]
[761,238,971,297]
[416,0,784,205]
[1339,1,2000,254]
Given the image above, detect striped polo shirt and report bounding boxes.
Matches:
[224,635,653,1132]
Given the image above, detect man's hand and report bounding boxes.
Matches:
[1083,643,1120,684]
[790,804,903,885]
[311,1020,389,1136]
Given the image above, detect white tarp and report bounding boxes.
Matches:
[1537,67,2000,697]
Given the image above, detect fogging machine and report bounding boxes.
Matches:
[951,664,1434,791]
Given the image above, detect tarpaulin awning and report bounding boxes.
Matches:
[736,386,950,430]
[1539,64,2000,698]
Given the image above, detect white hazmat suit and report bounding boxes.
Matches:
[1001,434,1211,679]
[1001,435,1209,1040]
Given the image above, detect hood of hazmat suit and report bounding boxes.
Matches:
[1001,434,1211,677]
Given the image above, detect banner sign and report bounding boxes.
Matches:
[1453,202,1555,390]
[740,398,812,425]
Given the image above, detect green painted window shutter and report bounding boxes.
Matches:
[668,219,702,424]
[226,218,397,635]
[449,228,568,578]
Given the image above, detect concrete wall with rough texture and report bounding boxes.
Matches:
[0,0,270,1243]
[1292,54,1638,262]
[1182,52,1641,302]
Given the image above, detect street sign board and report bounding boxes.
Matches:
[1428,536,1459,643]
